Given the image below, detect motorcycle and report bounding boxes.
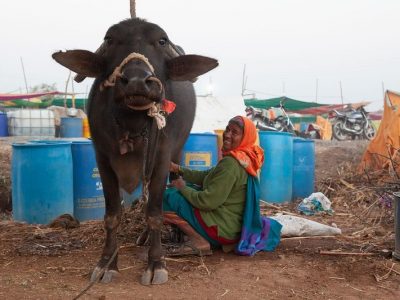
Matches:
[328,105,376,141]
[245,100,295,133]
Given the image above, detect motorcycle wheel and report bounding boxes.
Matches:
[274,117,292,132]
[332,121,348,141]
[363,123,376,140]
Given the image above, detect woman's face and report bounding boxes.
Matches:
[222,121,244,151]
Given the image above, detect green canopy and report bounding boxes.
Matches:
[244,96,326,111]
[52,98,88,110]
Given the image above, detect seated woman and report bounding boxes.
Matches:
[163,116,281,256]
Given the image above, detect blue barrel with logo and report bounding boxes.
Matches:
[292,138,315,199]
[181,133,218,171]
[60,117,83,138]
[259,131,293,203]
[12,141,73,224]
[71,140,105,221]
[0,112,8,137]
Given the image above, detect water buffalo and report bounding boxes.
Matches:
[52,18,218,285]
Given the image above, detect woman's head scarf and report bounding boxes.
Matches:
[222,116,264,176]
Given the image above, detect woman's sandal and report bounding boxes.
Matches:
[165,242,213,257]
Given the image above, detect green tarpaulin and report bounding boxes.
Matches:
[52,98,88,110]
[244,96,326,111]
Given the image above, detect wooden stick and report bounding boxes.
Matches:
[165,257,193,263]
[46,266,86,270]
[119,243,137,250]
[281,235,337,241]
[220,289,230,297]
[198,255,211,276]
[384,265,400,276]
[3,261,13,267]
[119,266,135,271]
[340,179,355,190]
[347,284,364,292]
[260,202,299,216]
[377,284,392,291]
[319,251,377,256]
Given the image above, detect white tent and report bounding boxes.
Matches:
[191,95,246,133]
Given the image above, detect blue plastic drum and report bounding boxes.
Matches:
[60,117,83,138]
[181,133,218,171]
[259,131,293,203]
[292,138,315,199]
[71,140,105,221]
[0,112,8,137]
[12,142,73,224]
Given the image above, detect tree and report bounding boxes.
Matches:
[30,83,57,101]
[30,83,57,93]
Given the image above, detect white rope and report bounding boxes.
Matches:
[147,103,166,130]
[101,52,156,90]
[101,52,167,130]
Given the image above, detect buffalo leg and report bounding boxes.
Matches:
[90,154,122,283]
[141,171,168,285]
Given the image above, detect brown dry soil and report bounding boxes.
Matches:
[0,138,399,300]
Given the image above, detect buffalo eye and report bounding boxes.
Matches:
[158,38,168,46]
[104,36,113,45]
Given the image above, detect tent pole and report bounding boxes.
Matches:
[20,57,29,93]
[241,64,246,96]
[339,81,344,105]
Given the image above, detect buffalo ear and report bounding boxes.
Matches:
[52,50,106,78]
[167,55,218,81]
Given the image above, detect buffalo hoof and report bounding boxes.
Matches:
[152,268,168,285]
[140,268,153,286]
[140,263,168,285]
[90,266,120,283]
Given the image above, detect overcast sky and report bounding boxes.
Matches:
[1,0,399,111]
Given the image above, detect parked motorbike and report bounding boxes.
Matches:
[245,100,295,133]
[328,105,376,141]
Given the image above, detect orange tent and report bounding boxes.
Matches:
[360,90,400,172]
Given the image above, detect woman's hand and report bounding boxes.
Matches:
[169,178,186,190]
[170,162,180,174]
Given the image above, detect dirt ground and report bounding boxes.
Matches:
[0,137,399,300]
